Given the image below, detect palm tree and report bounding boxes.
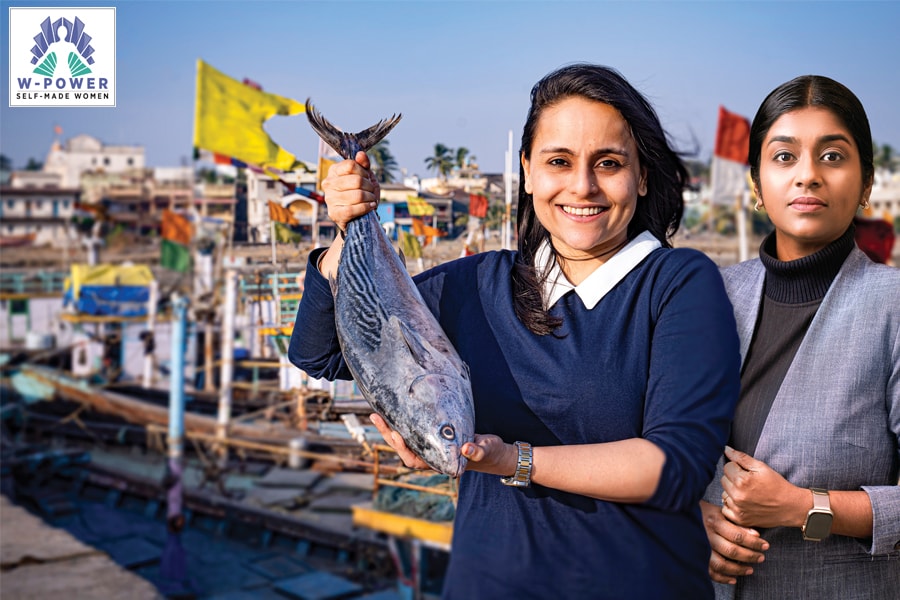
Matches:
[371,140,399,183]
[874,143,895,172]
[455,147,470,170]
[425,143,453,180]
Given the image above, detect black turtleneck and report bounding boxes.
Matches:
[731,226,856,455]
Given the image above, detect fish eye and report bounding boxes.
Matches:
[440,424,456,440]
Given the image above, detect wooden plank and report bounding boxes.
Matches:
[351,502,452,550]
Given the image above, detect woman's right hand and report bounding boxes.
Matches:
[700,499,770,585]
[316,150,380,278]
[321,150,380,233]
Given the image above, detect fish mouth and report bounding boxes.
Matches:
[561,205,609,217]
[452,452,468,479]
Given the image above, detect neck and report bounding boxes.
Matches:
[555,238,629,285]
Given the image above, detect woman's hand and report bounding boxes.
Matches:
[316,151,380,277]
[701,499,769,585]
[321,150,380,233]
[369,413,431,470]
[721,446,809,529]
[369,413,519,477]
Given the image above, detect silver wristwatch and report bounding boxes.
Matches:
[500,441,533,488]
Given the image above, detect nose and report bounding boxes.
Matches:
[570,165,598,197]
[794,153,822,188]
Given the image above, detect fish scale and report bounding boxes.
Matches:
[305,100,475,478]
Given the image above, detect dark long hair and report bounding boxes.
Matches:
[512,63,688,335]
[749,75,874,192]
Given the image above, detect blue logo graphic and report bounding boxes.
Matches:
[29,16,95,78]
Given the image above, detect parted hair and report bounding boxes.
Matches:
[749,75,875,191]
[512,63,688,335]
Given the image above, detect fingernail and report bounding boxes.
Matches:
[725,445,734,453]
[462,446,473,457]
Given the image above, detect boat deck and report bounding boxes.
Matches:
[1,493,163,599]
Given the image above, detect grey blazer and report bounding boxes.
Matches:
[705,247,900,600]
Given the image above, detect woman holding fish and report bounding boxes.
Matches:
[290,63,741,599]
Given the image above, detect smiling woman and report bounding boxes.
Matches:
[522,98,646,284]
[291,63,741,599]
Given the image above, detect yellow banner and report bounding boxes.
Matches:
[193,59,307,172]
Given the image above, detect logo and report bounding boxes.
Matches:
[8,7,116,107]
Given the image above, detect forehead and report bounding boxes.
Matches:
[535,97,632,141]
[766,107,854,145]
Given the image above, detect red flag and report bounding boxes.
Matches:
[469,193,488,218]
[853,216,895,264]
[711,106,751,205]
[714,106,750,164]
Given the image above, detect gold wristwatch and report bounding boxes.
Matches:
[500,441,533,488]
[801,488,833,541]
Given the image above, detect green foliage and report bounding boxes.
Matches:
[371,140,399,183]
[424,143,454,179]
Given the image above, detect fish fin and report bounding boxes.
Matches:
[354,113,402,152]
[305,100,348,158]
[390,316,433,371]
[398,247,407,269]
[306,99,402,158]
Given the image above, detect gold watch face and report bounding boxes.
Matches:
[803,510,833,540]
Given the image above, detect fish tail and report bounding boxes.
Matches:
[305,99,402,160]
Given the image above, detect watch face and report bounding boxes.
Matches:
[804,511,833,540]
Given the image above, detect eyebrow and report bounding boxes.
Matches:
[537,146,631,157]
[766,134,852,146]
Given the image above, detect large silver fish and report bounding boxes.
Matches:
[305,100,475,478]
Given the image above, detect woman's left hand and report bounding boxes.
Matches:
[370,413,519,477]
[720,446,809,529]
[369,413,431,470]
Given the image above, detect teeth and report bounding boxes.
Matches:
[562,205,606,216]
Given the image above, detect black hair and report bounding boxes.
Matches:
[748,75,874,191]
[512,63,688,335]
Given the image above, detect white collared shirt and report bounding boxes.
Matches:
[536,231,662,310]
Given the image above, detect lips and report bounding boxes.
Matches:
[790,196,826,207]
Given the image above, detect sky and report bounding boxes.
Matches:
[3,0,899,178]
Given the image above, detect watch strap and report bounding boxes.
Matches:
[802,488,833,541]
[500,441,533,487]
[811,488,830,510]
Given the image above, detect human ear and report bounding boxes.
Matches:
[521,152,533,195]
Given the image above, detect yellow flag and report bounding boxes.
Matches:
[193,59,307,172]
[316,138,342,192]
[407,195,435,216]
[399,230,422,260]
[268,200,299,225]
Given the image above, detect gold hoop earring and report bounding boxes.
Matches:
[754,199,762,212]
[862,199,871,210]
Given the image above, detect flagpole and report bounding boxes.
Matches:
[271,219,276,265]
[737,190,749,262]
[503,130,513,250]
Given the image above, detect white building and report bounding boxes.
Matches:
[0,171,78,247]
[869,171,900,223]
[245,169,319,243]
[42,134,145,188]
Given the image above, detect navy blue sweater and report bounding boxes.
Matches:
[289,247,740,599]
